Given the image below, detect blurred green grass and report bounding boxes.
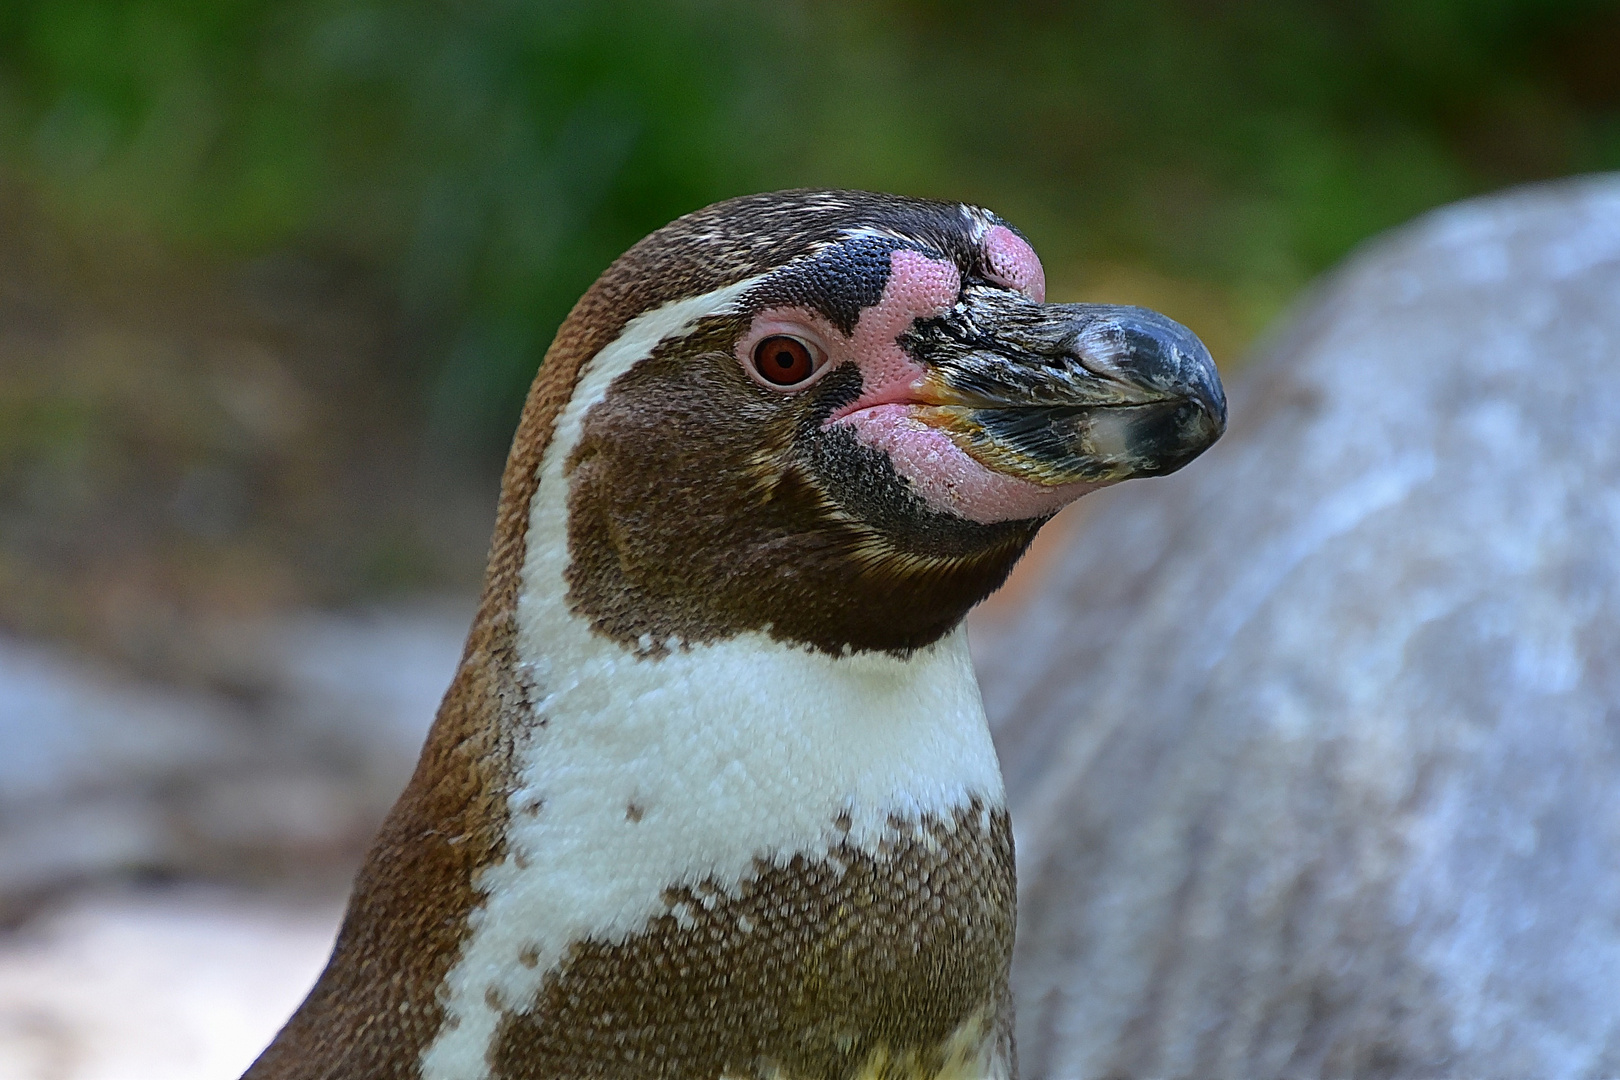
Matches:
[2,0,1618,451]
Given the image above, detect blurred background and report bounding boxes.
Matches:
[5,0,1620,650]
[2,1,1619,1076]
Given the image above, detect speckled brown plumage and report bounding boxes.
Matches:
[490,804,1016,1080]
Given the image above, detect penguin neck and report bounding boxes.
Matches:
[475,273,1006,910]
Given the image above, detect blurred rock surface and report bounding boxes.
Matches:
[0,887,342,1080]
[0,600,465,913]
[976,174,1620,1077]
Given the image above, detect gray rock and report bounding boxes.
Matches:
[194,599,471,791]
[0,636,252,901]
[0,600,465,906]
[0,885,346,1080]
[977,174,1620,1078]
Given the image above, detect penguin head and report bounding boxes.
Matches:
[525,189,1225,656]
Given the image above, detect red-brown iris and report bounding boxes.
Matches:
[751,335,817,387]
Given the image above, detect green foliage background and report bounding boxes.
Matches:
[3,0,1617,448]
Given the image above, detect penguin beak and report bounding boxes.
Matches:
[903,286,1227,486]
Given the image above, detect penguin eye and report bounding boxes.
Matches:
[750,335,820,388]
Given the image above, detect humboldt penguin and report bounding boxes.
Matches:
[243,189,1225,1080]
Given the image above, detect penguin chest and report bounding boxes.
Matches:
[488,801,1016,1080]
[412,607,1022,1080]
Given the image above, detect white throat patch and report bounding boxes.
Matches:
[420,280,1006,1080]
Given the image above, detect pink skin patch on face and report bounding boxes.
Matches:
[982,225,1046,302]
[828,247,960,417]
[741,243,1091,524]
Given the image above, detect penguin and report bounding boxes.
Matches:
[243,189,1225,1080]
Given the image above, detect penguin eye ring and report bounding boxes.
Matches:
[749,334,824,389]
